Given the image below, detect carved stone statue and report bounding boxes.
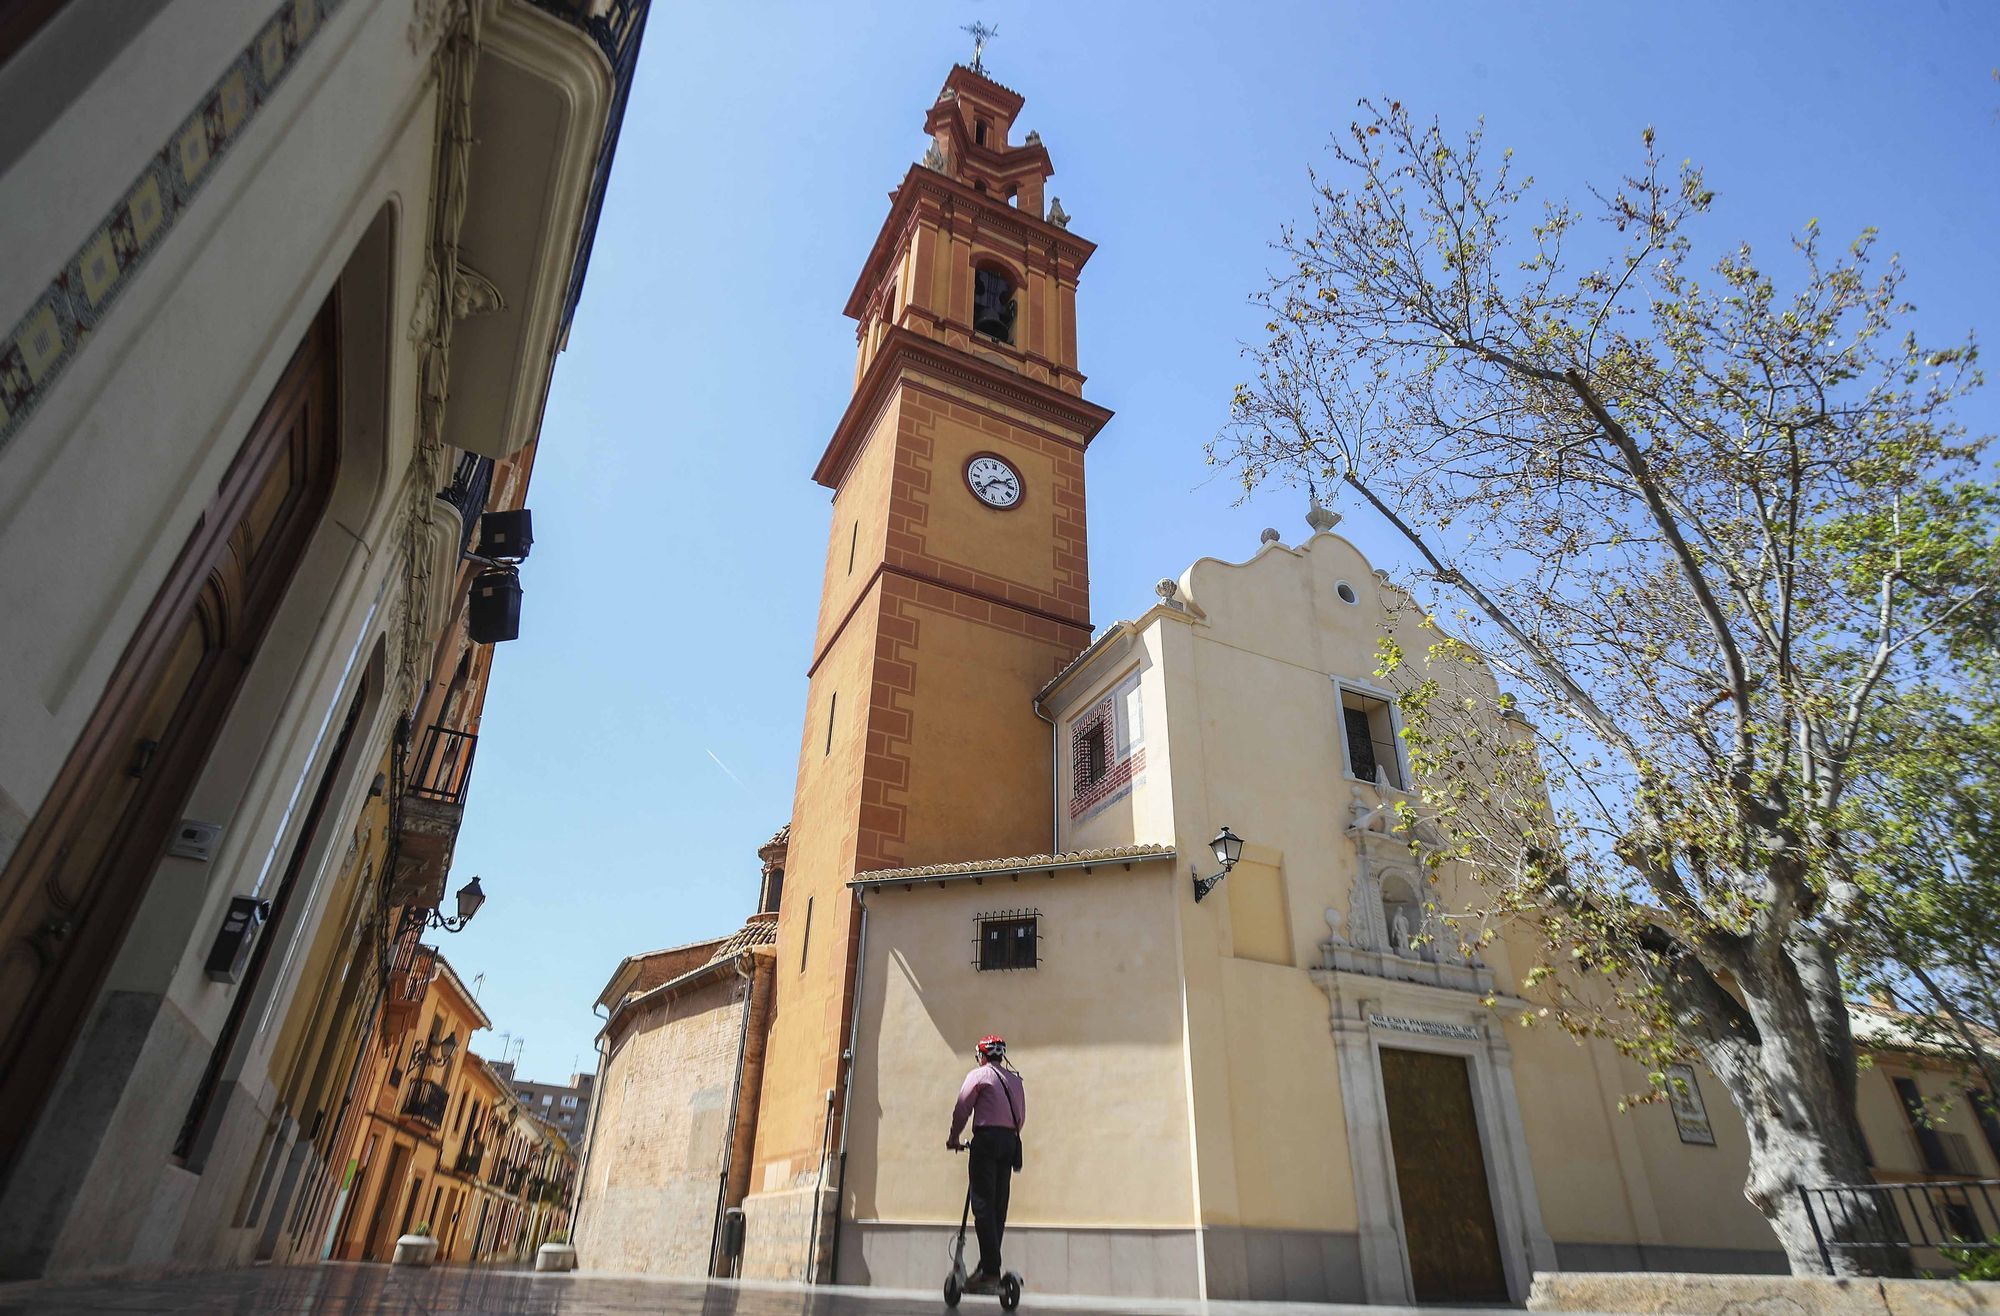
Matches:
[1046,196,1070,229]
[1391,907,1412,956]
[922,141,947,173]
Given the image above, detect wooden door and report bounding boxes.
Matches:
[362,1143,411,1261]
[0,303,338,1179]
[1380,1047,1509,1303]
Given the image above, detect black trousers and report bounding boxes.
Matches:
[967,1127,1020,1277]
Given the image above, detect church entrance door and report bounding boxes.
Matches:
[1380,1046,1508,1303]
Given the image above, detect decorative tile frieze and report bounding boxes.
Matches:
[0,0,348,455]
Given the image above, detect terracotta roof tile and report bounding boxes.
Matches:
[853,843,1173,886]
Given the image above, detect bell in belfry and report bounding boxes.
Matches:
[972,267,1016,343]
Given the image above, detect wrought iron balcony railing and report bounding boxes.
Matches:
[524,0,651,335]
[411,723,478,806]
[437,453,494,553]
[454,1142,485,1177]
[401,1078,449,1130]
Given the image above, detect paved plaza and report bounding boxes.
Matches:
[0,1266,1509,1316]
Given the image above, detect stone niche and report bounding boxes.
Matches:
[1322,787,1493,995]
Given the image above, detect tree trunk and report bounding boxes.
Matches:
[1704,959,1910,1278]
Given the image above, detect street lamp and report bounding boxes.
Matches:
[411,1029,459,1071]
[416,875,486,933]
[1191,826,1245,903]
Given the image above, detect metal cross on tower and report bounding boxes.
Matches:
[961,21,997,75]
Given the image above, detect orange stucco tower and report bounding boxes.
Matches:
[740,65,1112,1276]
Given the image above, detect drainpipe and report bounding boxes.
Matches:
[825,888,871,1285]
[708,954,756,1276]
[568,1001,610,1249]
[1032,697,1059,854]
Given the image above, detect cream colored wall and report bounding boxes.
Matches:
[1055,627,1176,857]
[1047,531,1779,1266]
[0,10,460,1264]
[1159,538,1382,1236]
[0,0,435,843]
[1863,1060,2000,1179]
[844,862,1194,1231]
[1505,1020,1779,1256]
[1214,957,1355,1232]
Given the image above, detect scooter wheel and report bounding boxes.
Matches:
[1000,1273,1021,1311]
[944,1274,961,1307]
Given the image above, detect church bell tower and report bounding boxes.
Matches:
[741,64,1112,1275]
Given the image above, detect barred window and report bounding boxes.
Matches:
[1077,720,1109,787]
[977,913,1039,971]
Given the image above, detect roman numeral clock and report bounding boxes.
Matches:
[966,453,1023,509]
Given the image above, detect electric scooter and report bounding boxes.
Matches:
[943,1147,1022,1310]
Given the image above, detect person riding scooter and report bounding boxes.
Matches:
[947,1034,1026,1293]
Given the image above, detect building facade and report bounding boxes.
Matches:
[834,528,2000,1302]
[0,0,646,1278]
[574,59,2000,1304]
[297,943,578,1266]
[572,910,778,1276]
[492,1062,595,1147]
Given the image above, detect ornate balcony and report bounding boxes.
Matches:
[388,724,478,908]
[402,1078,449,1130]
[455,1141,486,1177]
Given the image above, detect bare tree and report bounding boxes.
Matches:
[1213,100,1993,1273]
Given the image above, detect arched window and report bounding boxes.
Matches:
[975,119,989,146]
[972,265,1017,343]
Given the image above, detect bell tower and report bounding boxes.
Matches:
[740,65,1112,1278]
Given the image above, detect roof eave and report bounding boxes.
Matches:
[850,846,1175,889]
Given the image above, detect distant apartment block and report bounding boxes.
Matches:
[490,1063,596,1145]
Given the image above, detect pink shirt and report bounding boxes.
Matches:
[950,1063,1026,1141]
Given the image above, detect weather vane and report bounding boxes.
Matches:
[961,21,997,75]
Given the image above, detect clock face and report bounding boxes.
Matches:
[965,454,1023,509]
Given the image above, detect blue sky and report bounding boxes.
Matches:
[442,2,2000,1081]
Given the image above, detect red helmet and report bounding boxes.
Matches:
[976,1034,1006,1062]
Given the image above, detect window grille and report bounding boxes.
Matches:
[1077,720,1109,787]
[975,910,1040,971]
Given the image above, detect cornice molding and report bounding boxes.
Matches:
[812,326,1113,490]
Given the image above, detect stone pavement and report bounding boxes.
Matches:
[0,1265,1510,1316]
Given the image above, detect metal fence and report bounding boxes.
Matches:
[1800,1179,2000,1276]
